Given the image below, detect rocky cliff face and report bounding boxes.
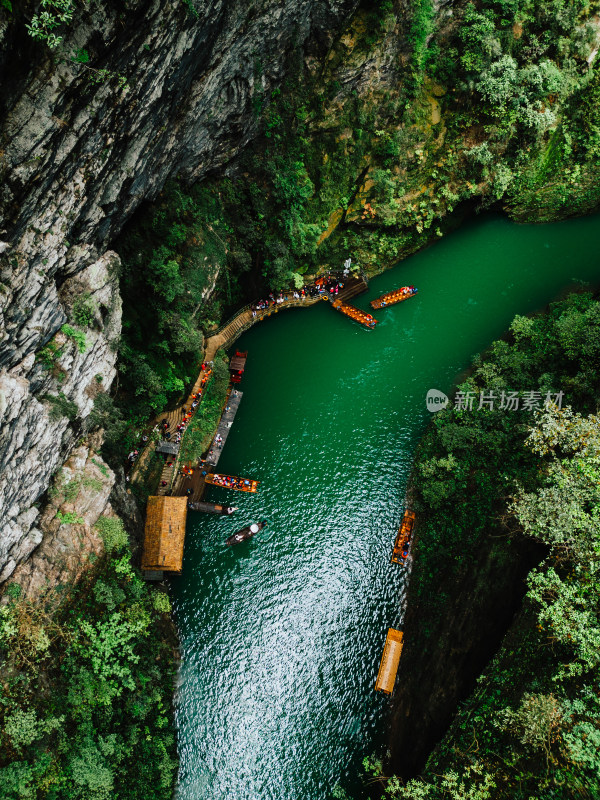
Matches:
[0,252,121,584]
[388,534,542,777]
[0,0,358,584]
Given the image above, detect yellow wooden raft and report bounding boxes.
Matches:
[141,495,188,573]
[375,628,404,695]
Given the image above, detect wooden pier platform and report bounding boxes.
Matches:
[205,389,243,469]
[335,276,368,302]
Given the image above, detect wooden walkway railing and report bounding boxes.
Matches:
[128,272,369,493]
[204,296,322,361]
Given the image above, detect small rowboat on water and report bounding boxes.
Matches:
[391,509,416,565]
[331,298,378,329]
[370,286,418,310]
[226,520,267,546]
[205,473,259,493]
[188,501,238,515]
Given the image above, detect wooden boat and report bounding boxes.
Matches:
[205,473,259,493]
[370,286,418,310]
[331,298,378,329]
[391,509,416,565]
[230,350,247,384]
[226,520,267,546]
[375,628,404,694]
[188,501,238,515]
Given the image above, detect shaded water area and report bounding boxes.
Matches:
[171,213,600,800]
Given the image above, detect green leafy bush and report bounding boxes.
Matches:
[42,392,78,422]
[61,324,88,353]
[72,293,97,327]
[94,516,129,552]
[0,525,177,799]
[379,293,600,799]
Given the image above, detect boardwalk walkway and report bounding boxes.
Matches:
[129,276,367,495]
[130,364,211,492]
[205,295,321,361]
[170,387,243,502]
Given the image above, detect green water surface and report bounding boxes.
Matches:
[171,213,600,800]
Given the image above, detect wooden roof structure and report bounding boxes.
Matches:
[375,628,404,695]
[141,496,188,573]
[229,351,247,373]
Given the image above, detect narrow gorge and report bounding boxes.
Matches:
[1,1,599,798]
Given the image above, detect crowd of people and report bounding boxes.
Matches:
[126,364,214,478]
[160,366,212,448]
[251,291,303,316]
[315,276,345,297]
[249,273,355,318]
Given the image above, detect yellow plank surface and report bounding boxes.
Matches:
[375,628,404,694]
[141,496,187,573]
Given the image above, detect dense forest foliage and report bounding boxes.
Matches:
[0,516,177,800]
[109,0,600,448]
[364,292,600,799]
[6,1,600,798]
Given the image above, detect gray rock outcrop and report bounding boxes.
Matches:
[0,0,358,583]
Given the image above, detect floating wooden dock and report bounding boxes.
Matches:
[205,388,243,469]
[205,473,259,493]
[391,509,416,565]
[370,286,418,310]
[375,628,404,694]
[331,298,377,328]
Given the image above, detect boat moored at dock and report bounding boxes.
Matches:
[226,520,267,546]
[205,473,259,492]
[370,286,417,310]
[188,501,238,514]
[331,298,378,328]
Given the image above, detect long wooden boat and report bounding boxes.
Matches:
[391,509,416,565]
[375,628,404,694]
[188,501,238,515]
[331,298,377,328]
[370,286,418,310]
[205,473,259,493]
[226,520,267,546]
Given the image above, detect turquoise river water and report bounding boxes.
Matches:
[171,212,600,800]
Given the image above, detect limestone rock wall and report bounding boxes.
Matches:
[0,252,121,583]
[0,0,358,583]
[6,439,116,600]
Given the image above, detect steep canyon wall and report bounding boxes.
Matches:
[0,0,358,585]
